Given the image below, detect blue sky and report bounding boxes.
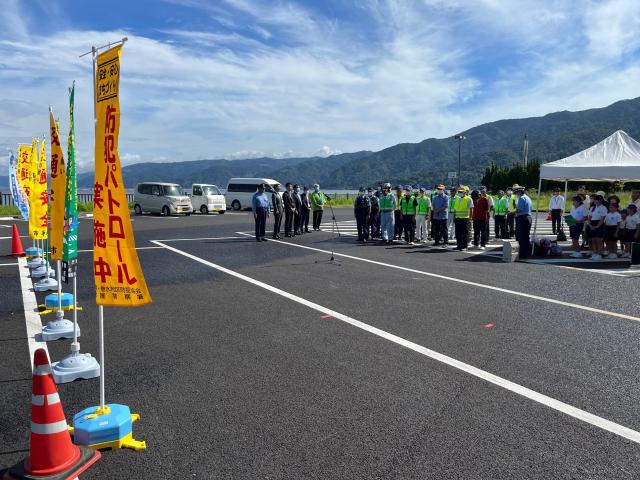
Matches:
[1,0,640,171]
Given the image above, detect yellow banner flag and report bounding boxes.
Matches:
[49,110,66,260]
[93,45,151,306]
[29,139,48,240]
[17,144,33,201]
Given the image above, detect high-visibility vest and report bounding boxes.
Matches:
[400,196,416,215]
[395,193,404,211]
[494,197,508,215]
[417,196,430,214]
[379,193,394,211]
[507,195,517,213]
[454,195,471,218]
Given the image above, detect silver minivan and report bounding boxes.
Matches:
[133,182,193,216]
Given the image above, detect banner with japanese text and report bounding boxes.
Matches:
[62,84,79,282]
[17,144,33,207]
[8,152,29,220]
[93,45,151,306]
[28,139,48,240]
[49,109,66,261]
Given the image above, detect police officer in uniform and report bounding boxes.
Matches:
[354,187,371,242]
[367,187,380,239]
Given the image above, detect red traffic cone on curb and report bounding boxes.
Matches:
[11,224,25,257]
[3,349,100,480]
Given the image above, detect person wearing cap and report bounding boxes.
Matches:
[310,183,327,231]
[480,186,493,242]
[292,184,303,235]
[505,188,517,239]
[271,183,284,239]
[513,185,532,259]
[453,186,473,250]
[367,187,380,239]
[394,186,404,240]
[300,186,312,233]
[431,184,449,246]
[493,190,508,239]
[283,182,296,237]
[447,187,457,242]
[471,189,489,249]
[251,183,271,242]
[354,187,371,242]
[399,187,418,244]
[549,187,565,235]
[416,188,431,243]
[379,183,396,243]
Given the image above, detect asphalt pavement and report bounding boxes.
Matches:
[1,209,639,479]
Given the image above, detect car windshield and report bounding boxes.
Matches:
[203,186,221,195]
[163,185,182,196]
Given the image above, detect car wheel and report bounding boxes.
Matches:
[231,200,241,211]
[162,206,170,216]
[200,205,208,215]
[134,204,142,215]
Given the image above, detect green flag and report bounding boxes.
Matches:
[62,82,78,281]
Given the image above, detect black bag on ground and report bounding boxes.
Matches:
[556,229,567,242]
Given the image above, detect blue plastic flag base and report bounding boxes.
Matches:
[72,404,146,451]
[52,352,100,384]
[27,256,45,269]
[41,318,80,341]
[34,276,59,292]
[45,292,75,309]
[25,247,42,258]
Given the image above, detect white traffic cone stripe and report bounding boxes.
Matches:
[34,364,52,376]
[31,392,60,406]
[31,419,68,435]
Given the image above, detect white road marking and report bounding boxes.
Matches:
[0,235,29,240]
[0,262,19,266]
[153,239,640,446]
[235,232,640,323]
[0,224,12,228]
[76,246,164,253]
[17,256,50,370]
[153,236,246,242]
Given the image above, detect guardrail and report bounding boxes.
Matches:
[0,192,135,206]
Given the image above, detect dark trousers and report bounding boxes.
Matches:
[403,216,416,243]
[284,210,294,235]
[494,215,506,239]
[301,208,310,232]
[369,211,379,238]
[506,213,515,238]
[516,215,532,258]
[254,208,267,239]
[273,213,282,238]
[394,210,403,238]
[551,209,562,234]
[432,218,447,245]
[356,210,369,240]
[294,212,301,234]
[312,210,323,230]
[473,219,487,246]
[455,218,468,249]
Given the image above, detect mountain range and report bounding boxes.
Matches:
[3,96,640,191]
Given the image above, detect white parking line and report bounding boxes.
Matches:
[235,232,640,323]
[152,239,640,446]
[76,246,165,253]
[0,262,19,266]
[153,236,246,242]
[17,256,50,370]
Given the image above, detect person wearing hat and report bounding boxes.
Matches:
[493,190,508,239]
[431,184,449,246]
[585,191,607,260]
[271,183,284,239]
[310,183,327,231]
[447,187,457,242]
[394,186,405,240]
[379,183,396,243]
[416,187,431,243]
[354,187,371,242]
[399,186,418,244]
[367,187,380,239]
[549,187,565,235]
[480,186,493,242]
[513,185,532,258]
[505,188,517,238]
[453,186,473,250]
[251,183,271,242]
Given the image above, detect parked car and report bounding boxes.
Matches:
[225,177,279,210]
[190,184,226,214]
[133,182,193,216]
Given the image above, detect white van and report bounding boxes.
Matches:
[133,182,193,216]
[190,184,226,214]
[225,178,280,210]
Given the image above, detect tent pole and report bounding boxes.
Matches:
[532,175,542,255]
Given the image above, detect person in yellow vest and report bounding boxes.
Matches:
[416,187,431,243]
[454,186,474,250]
[447,187,457,241]
[400,186,418,244]
[394,186,404,240]
[505,188,517,238]
[493,190,508,239]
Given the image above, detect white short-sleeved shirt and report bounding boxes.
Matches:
[589,205,607,221]
[604,212,621,226]
[570,205,588,222]
[626,213,640,230]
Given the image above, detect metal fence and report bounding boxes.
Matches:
[0,192,135,206]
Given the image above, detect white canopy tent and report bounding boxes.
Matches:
[532,130,640,244]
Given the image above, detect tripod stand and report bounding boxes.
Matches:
[325,196,342,262]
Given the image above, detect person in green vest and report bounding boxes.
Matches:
[505,188,517,239]
[454,186,474,250]
[447,187,457,242]
[394,186,404,240]
[416,187,431,243]
[379,183,396,244]
[310,183,327,231]
[480,186,494,242]
[400,186,418,244]
[493,190,508,239]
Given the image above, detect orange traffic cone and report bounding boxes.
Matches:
[3,349,100,480]
[11,224,24,257]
